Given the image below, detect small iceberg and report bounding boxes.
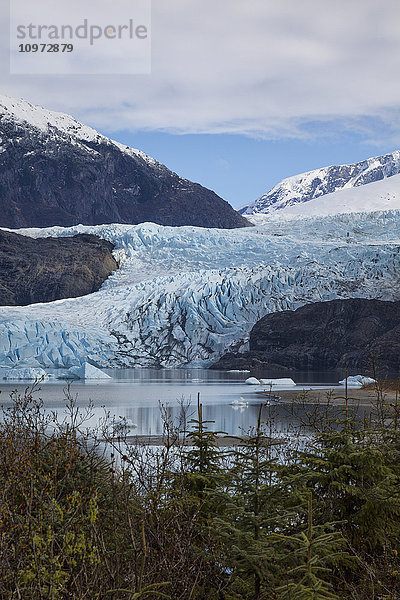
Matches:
[228,369,250,373]
[230,397,248,407]
[339,375,376,387]
[259,378,296,387]
[0,367,49,381]
[245,377,260,385]
[61,362,112,380]
[114,417,137,430]
[230,397,249,412]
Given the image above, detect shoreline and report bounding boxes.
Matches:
[121,434,288,447]
[114,386,393,446]
[271,386,389,406]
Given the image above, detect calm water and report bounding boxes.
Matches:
[0,368,357,436]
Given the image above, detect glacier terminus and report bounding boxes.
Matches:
[1,210,400,369]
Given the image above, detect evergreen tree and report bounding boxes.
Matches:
[272,492,345,600]
[216,404,287,599]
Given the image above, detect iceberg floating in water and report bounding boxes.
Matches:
[64,363,112,380]
[113,417,137,430]
[245,377,260,385]
[0,367,49,380]
[339,375,376,386]
[259,378,296,387]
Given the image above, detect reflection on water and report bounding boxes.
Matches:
[0,368,361,436]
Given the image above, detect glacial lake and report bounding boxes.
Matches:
[0,368,365,437]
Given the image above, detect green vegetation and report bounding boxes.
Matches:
[0,386,399,599]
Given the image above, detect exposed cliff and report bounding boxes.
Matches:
[212,298,400,372]
[0,229,117,306]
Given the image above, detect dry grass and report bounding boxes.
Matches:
[362,378,400,392]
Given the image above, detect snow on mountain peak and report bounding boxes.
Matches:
[0,94,100,140]
[240,151,400,216]
[259,173,400,220]
[0,94,251,229]
[0,93,156,165]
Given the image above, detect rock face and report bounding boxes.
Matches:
[212,299,400,372]
[0,95,249,230]
[240,151,400,215]
[0,229,117,305]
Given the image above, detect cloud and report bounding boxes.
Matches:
[2,0,400,140]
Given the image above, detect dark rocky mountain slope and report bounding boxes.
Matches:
[212,298,400,372]
[0,95,249,229]
[0,229,117,305]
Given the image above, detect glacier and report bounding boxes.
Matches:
[2,210,400,369]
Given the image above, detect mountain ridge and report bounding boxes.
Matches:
[240,150,400,216]
[0,94,249,229]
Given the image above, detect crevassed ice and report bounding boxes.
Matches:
[1,210,400,368]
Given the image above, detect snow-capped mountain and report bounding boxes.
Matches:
[0,95,249,229]
[240,151,400,216]
[1,210,400,369]
[248,172,400,220]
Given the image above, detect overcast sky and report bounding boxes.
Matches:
[2,0,400,207]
